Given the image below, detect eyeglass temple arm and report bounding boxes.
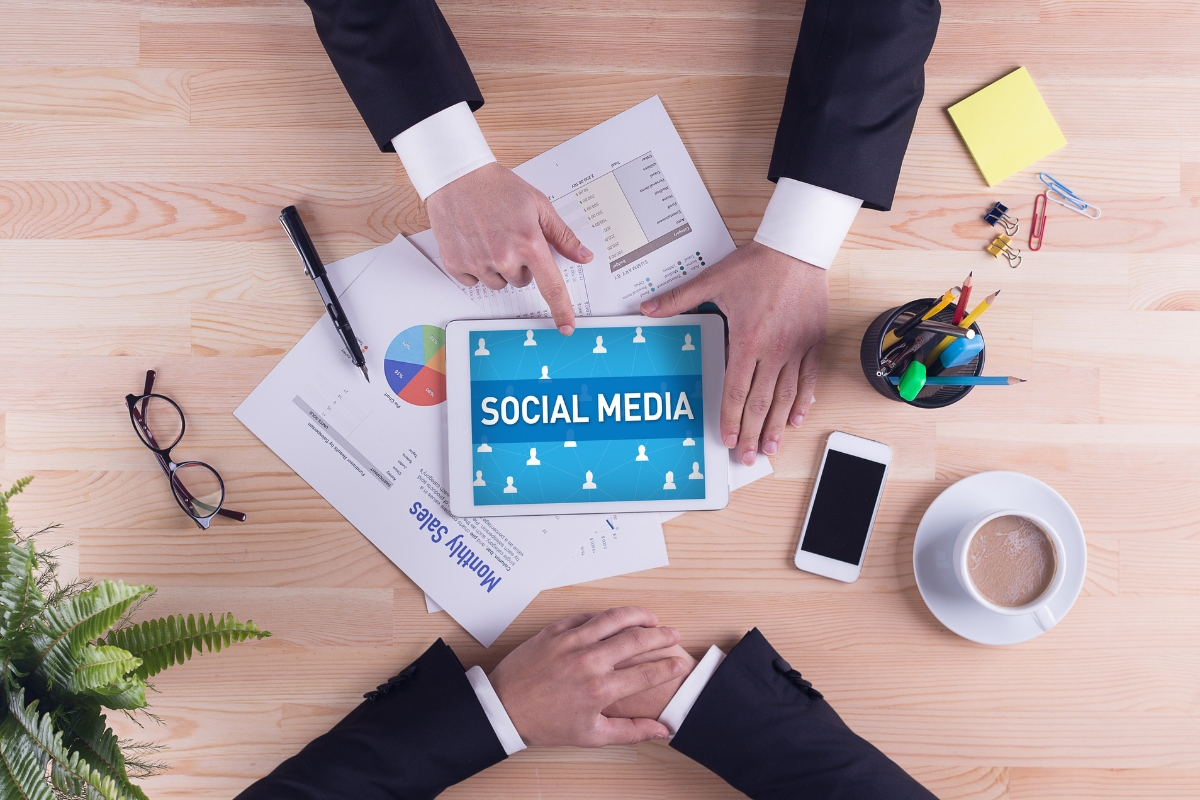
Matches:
[141,370,156,416]
[217,508,247,521]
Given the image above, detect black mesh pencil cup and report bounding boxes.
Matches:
[859,298,985,409]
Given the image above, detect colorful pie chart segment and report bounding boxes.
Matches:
[384,324,446,406]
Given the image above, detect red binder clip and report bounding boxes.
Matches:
[1029,192,1047,251]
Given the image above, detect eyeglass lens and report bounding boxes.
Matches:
[171,462,224,519]
[135,395,184,451]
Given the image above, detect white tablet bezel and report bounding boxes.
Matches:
[446,314,729,517]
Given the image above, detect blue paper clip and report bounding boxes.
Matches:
[1039,172,1101,219]
[984,201,1019,235]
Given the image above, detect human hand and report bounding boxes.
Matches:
[425,162,593,334]
[640,241,828,466]
[601,644,696,720]
[488,607,689,747]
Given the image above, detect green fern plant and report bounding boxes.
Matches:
[0,478,271,799]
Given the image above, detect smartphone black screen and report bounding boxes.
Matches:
[800,450,887,565]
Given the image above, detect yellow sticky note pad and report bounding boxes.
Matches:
[948,67,1067,186]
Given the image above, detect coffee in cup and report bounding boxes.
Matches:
[966,515,1056,607]
[953,509,1067,630]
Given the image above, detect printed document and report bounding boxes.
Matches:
[411,96,736,318]
[235,236,660,646]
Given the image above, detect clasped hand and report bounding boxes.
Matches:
[489,607,696,747]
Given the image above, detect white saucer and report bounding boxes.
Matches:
[913,471,1086,646]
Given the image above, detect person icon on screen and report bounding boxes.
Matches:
[564,439,577,447]
[633,326,646,343]
[540,365,550,380]
[681,333,695,351]
[689,462,704,480]
[592,336,607,354]
[635,445,649,462]
[682,436,695,446]
[474,338,490,356]
[526,448,540,466]
[663,471,676,490]
[477,440,492,453]
[503,476,517,493]
[582,471,597,490]
[472,470,486,486]
[524,330,537,346]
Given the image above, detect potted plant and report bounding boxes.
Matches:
[0,478,270,799]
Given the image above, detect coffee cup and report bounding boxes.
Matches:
[952,509,1066,631]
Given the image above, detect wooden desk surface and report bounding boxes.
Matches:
[3,1,1199,797]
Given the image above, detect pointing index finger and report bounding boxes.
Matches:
[527,239,576,335]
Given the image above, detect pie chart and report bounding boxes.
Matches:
[384,325,446,406]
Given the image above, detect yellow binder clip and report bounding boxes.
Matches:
[986,233,1022,268]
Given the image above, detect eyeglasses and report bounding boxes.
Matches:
[125,370,247,529]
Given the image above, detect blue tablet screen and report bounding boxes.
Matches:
[469,324,706,505]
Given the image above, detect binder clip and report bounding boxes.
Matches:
[1039,172,1101,219]
[986,233,1022,268]
[1029,192,1047,251]
[984,201,1019,235]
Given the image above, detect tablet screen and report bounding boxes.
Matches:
[468,324,706,505]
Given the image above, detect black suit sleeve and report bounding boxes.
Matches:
[301,0,483,152]
[769,0,941,210]
[671,629,936,800]
[235,639,507,800]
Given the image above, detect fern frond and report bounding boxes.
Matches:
[102,613,271,679]
[0,542,44,682]
[83,677,147,712]
[0,689,130,800]
[0,542,43,633]
[23,582,151,691]
[0,733,54,800]
[55,709,146,800]
[113,742,167,781]
[68,647,142,694]
[0,477,31,548]
[0,478,33,505]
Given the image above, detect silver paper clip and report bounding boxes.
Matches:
[1039,172,1101,219]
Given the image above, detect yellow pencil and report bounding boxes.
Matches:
[881,286,960,349]
[957,289,1000,330]
[925,290,1000,366]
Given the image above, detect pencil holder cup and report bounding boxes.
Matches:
[859,298,986,409]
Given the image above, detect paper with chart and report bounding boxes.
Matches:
[411,95,736,318]
[235,236,662,646]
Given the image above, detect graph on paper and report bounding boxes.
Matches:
[552,152,693,273]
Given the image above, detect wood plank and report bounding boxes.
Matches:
[1,4,140,68]
[0,180,420,242]
[1010,767,1200,799]
[0,68,189,124]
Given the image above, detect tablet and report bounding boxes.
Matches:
[446,315,729,516]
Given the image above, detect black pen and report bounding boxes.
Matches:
[279,206,369,383]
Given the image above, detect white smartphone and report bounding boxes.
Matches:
[793,431,893,583]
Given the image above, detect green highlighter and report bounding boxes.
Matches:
[897,361,927,402]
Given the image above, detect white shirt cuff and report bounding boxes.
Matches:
[657,645,726,737]
[465,665,527,755]
[392,101,497,201]
[753,178,862,269]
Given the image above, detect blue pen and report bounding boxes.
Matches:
[888,375,1024,386]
